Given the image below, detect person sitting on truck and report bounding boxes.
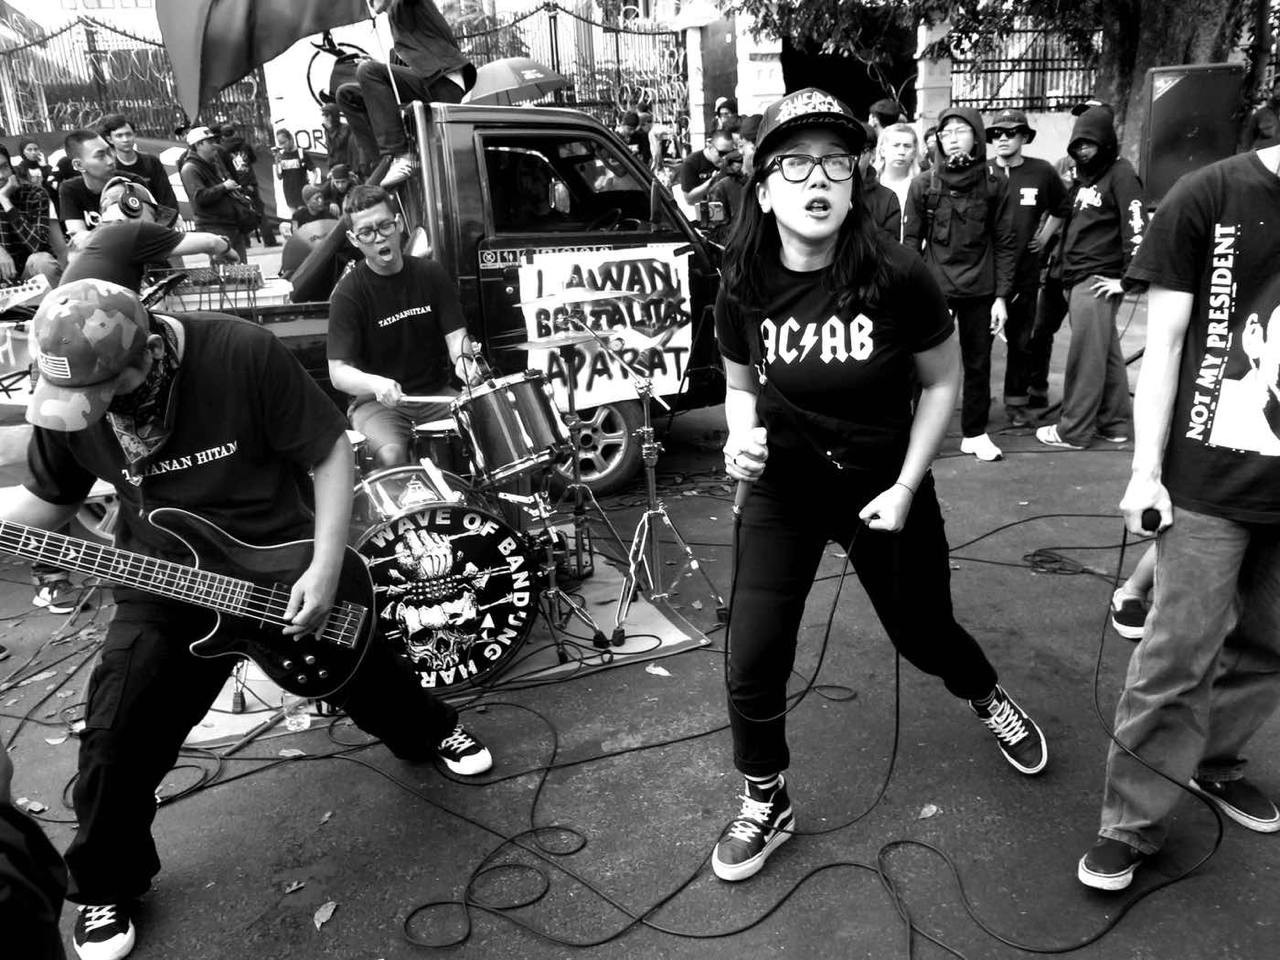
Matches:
[678,130,733,209]
[327,184,483,469]
[339,0,477,190]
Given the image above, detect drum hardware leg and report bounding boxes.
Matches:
[553,414,629,583]
[528,492,609,653]
[610,379,727,643]
[230,660,248,714]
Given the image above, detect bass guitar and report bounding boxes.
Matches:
[0,508,373,698]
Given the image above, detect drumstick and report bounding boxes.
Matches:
[400,394,458,404]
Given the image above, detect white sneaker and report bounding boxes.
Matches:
[73,903,136,960]
[380,155,417,188]
[960,433,1003,462]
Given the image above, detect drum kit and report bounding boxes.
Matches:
[344,296,724,695]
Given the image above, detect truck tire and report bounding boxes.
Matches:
[558,400,643,496]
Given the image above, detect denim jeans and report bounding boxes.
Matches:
[1058,283,1131,445]
[727,457,998,775]
[1099,507,1280,853]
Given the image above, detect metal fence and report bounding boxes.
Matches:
[456,1,688,126]
[0,14,271,144]
[951,26,1097,112]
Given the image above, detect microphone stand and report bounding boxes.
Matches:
[562,314,726,642]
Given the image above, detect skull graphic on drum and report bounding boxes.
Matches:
[356,504,539,691]
[384,529,489,670]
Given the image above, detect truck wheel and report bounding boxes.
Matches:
[558,400,643,495]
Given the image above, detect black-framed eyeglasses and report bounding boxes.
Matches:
[350,215,400,244]
[765,153,856,183]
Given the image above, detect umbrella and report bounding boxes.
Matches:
[463,57,570,106]
[157,0,370,120]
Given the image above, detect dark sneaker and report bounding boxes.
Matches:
[1007,406,1037,427]
[1096,431,1130,444]
[73,903,136,960]
[971,686,1048,775]
[33,581,77,615]
[1077,836,1144,891]
[437,723,492,776]
[712,775,795,882]
[1110,589,1148,641]
[1190,777,1280,833]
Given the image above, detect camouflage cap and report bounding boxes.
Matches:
[26,279,151,432]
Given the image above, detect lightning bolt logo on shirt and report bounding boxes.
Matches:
[761,314,874,365]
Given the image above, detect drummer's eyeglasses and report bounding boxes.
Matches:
[350,215,401,244]
[765,153,856,183]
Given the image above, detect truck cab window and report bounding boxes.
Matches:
[482,133,676,235]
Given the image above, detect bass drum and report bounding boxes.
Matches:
[356,501,539,692]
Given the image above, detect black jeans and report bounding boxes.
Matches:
[64,592,457,905]
[1002,285,1039,406]
[1028,275,1068,401]
[339,61,465,159]
[950,296,995,438]
[727,456,998,775]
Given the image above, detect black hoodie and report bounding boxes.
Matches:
[861,165,902,246]
[1060,106,1146,286]
[902,106,1016,299]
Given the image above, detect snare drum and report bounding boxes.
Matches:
[356,502,539,692]
[412,418,469,477]
[451,371,570,486]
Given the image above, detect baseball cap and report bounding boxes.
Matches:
[754,88,867,162]
[714,97,737,114]
[986,108,1036,142]
[26,280,152,432]
[185,125,216,147]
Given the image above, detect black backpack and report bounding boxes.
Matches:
[921,164,1002,247]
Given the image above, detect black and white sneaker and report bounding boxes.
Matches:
[712,775,795,882]
[436,723,492,776]
[971,686,1048,775]
[1077,836,1145,891]
[73,903,136,960]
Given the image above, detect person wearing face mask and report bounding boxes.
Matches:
[1034,104,1145,451]
[902,108,1018,463]
[712,88,1047,884]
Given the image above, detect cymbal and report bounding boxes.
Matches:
[516,287,648,308]
[496,332,598,350]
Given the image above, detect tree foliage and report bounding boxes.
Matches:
[722,0,1263,153]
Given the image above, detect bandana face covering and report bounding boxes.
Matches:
[106,320,180,467]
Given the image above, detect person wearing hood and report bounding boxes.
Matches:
[985,109,1070,426]
[178,126,256,262]
[1035,105,1145,450]
[903,107,1017,462]
[219,122,277,247]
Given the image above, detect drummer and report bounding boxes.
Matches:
[327,184,483,469]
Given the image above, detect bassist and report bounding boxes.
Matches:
[1,279,493,960]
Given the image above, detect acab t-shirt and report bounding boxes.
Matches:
[715,242,952,471]
[328,256,467,396]
[1125,150,1280,523]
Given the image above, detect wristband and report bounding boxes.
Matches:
[893,481,916,496]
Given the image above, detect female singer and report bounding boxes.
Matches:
[711,89,1048,882]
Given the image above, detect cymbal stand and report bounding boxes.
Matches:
[560,316,726,642]
[551,331,630,594]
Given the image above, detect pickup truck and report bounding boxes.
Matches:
[241,100,726,494]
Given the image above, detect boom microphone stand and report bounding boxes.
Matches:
[562,315,726,642]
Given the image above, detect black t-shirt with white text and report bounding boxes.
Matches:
[1125,150,1280,523]
[25,314,347,561]
[989,156,1069,289]
[328,256,467,396]
[58,172,145,230]
[60,219,182,290]
[715,243,953,473]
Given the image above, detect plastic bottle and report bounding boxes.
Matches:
[282,693,311,732]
